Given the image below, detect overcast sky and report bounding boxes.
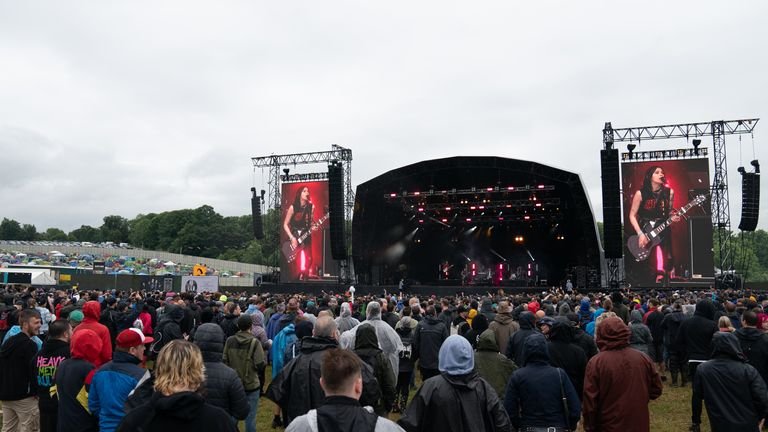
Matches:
[1,1,766,233]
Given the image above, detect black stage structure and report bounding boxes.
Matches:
[351,157,602,291]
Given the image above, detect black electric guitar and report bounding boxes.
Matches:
[282,212,330,263]
[626,194,707,262]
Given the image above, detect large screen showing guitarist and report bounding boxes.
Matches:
[622,159,714,287]
[281,181,330,282]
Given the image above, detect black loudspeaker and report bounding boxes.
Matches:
[688,216,714,277]
[251,188,264,240]
[600,149,622,258]
[328,163,346,259]
[739,172,760,232]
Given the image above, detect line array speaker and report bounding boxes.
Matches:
[738,172,760,231]
[329,163,346,259]
[601,149,623,258]
[251,188,264,240]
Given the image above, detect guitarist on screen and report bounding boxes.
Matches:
[628,166,681,284]
[283,186,314,280]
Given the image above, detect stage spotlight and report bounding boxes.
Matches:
[738,166,746,175]
[627,144,636,159]
[260,189,266,202]
[693,139,702,156]
[751,159,761,173]
[283,168,290,176]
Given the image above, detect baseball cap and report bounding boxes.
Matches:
[117,328,154,348]
[69,310,84,323]
[219,295,228,302]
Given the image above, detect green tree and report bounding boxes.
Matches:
[41,227,68,241]
[20,224,38,241]
[100,215,130,243]
[0,218,22,240]
[69,225,101,242]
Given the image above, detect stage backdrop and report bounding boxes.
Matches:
[621,158,714,287]
[280,181,331,282]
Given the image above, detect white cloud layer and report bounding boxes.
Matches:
[0,1,766,231]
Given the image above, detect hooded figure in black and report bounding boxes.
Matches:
[691,332,768,432]
[353,323,396,416]
[504,333,581,431]
[505,311,539,365]
[675,299,718,380]
[149,304,184,358]
[546,317,587,400]
[463,313,488,350]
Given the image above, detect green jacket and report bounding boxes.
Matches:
[223,331,266,392]
[474,329,517,398]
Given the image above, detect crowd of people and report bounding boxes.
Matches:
[1,283,768,431]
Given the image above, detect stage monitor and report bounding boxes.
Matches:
[621,158,714,287]
[280,180,332,282]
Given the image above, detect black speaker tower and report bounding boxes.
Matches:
[251,188,264,240]
[601,149,623,258]
[738,167,760,232]
[328,162,346,259]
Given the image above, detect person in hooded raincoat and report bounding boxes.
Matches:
[691,331,768,432]
[340,302,404,376]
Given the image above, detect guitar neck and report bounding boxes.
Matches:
[648,200,699,237]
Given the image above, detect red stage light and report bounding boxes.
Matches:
[414,191,420,195]
[445,207,451,211]
[478,206,485,209]
[418,207,424,212]
[465,218,472,222]
[498,263,503,269]
[535,203,542,207]
[524,215,530,220]
[507,186,515,191]
[470,206,476,210]
[499,217,504,221]
[538,185,545,189]
[487,187,493,191]
[390,193,396,197]
[419,219,424,223]
[442,218,448,222]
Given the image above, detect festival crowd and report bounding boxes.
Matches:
[1,284,768,432]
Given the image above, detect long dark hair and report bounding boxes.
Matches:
[292,186,310,210]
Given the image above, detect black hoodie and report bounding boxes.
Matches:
[735,326,768,386]
[0,332,38,401]
[675,300,718,361]
[692,332,768,431]
[505,311,539,364]
[35,338,71,410]
[547,319,587,400]
[117,391,237,432]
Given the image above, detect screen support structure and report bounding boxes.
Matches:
[602,119,759,288]
[252,145,355,282]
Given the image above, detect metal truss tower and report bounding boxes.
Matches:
[603,119,759,287]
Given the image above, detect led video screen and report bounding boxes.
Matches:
[280,180,331,282]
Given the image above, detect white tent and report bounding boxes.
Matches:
[164,261,176,266]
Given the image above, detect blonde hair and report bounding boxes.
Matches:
[718,316,735,332]
[154,340,206,396]
[595,311,618,330]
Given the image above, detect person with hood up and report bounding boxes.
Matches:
[116,340,238,432]
[73,301,112,367]
[266,316,382,426]
[661,301,689,386]
[190,323,249,420]
[690,331,768,432]
[504,333,581,431]
[675,299,719,382]
[474,329,517,398]
[462,312,488,349]
[398,334,512,432]
[335,302,360,333]
[148,303,184,359]
[54,328,103,432]
[266,302,286,340]
[488,301,519,357]
[577,297,594,329]
[480,298,496,322]
[629,309,653,355]
[505,311,539,365]
[412,305,449,381]
[247,309,270,394]
[354,323,397,416]
[583,316,663,432]
[547,317,588,400]
[340,301,404,376]
[735,310,768,390]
